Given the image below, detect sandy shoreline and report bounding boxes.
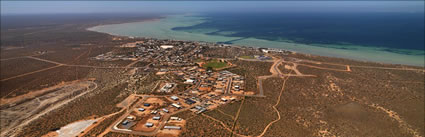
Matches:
[85,15,424,67]
[86,18,163,35]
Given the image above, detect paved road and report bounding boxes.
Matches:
[257,58,283,96]
[225,77,233,94]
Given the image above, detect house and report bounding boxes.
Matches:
[170,96,179,101]
[185,98,196,105]
[197,108,207,114]
[185,79,195,84]
[138,108,145,112]
[194,106,207,114]
[170,117,181,121]
[162,108,169,113]
[164,83,174,89]
[172,103,182,109]
[160,83,175,92]
[153,116,161,120]
[191,90,199,94]
[160,45,174,49]
[144,103,151,107]
[145,122,154,127]
[122,120,129,125]
[164,126,181,130]
[151,110,158,114]
[127,116,135,120]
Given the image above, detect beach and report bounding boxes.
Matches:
[88,14,425,66]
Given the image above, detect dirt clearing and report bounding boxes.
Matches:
[0,81,97,137]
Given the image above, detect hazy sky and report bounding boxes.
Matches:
[1,1,424,15]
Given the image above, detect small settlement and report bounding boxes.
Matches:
[92,37,288,136]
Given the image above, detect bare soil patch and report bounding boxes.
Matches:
[0,81,97,137]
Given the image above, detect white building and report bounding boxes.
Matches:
[153,116,161,120]
[145,122,154,127]
[164,126,181,130]
[172,103,182,109]
[171,96,179,101]
[160,45,174,49]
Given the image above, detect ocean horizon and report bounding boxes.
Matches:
[88,13,425,66]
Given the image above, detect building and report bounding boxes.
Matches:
[194,105,207,114]
[145,122,154,127]
[170,117,181,121]
[144,103,151,107]
[153,116,161,120]
[162,108,169,113]
[172,103,182,109]
[164,126,181,130]
[164,83,174,89]
[122,120,129,125]
[138,108,145,112]
[185,98,196,105]
[170,96,179,101]
[195,106,202,110]
[160,83,175,93]
[197,108,207,114]
[185,79,195,84]
[160,45,174,49]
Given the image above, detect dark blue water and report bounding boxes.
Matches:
[173,12,424,52]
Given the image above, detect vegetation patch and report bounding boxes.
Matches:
[228,60,273,93]
[239,55,254,59]
[203,59,228,69]
[180,114,231,137]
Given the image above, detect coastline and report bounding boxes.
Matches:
[86,15,425,67]
[86,18,163,32]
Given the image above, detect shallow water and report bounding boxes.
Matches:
[88,14,424,66]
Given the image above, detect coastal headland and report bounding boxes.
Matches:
[1,13,424,137]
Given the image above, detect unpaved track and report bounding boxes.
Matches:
[287,57,423,72]
[27,56,148,69]
[27,56,64,65]
[217,109,235,120]
[1,80,82,103]
[0,64,64,82]
[350,65,425,71]
[293,57,423,71]
[201,114,249,137]
[232,55,423,137]
[1,81,98,137]
[230,97,246,137]
[297,63,350,72]
[0,56,26,61]
[0,52,46,61]
[125,60,140,68]
[257,58,283,96]
[257,72,291,137]
[78,108,126,137]
[69,46,92,64]
[1,56,151,82]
